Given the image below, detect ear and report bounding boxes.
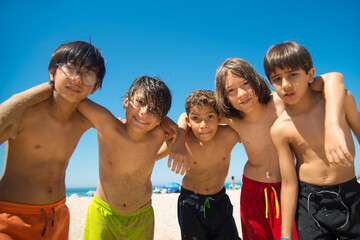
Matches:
[185,115,191,128]
[48,68,55,82]
[308,68,316,84]
[123,94,130,110]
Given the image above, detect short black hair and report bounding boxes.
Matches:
[264,41,313,81]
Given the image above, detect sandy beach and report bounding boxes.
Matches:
[66,189,242,240]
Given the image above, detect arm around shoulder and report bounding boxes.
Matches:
[0,82,53,138]
[77,98,118,131]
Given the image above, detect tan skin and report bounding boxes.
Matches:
[0,64,98,204]
[270,67,360,238]
[77,92,172,214]
[220,71,347,183]
[160,106,240,195]
[222,72,288,182]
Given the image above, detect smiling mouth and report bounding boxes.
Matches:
[134,116,148,125]
[66,86,81,93]
[240,98,251,105]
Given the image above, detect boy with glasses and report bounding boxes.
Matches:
[79,76,180,239]
[0,41,105,239]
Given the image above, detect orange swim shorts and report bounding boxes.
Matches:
[0,198,69,240]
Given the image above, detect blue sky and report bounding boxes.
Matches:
[0,0,359,188]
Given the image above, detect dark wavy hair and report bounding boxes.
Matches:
[185,89,218,116]
[126,76,171,119]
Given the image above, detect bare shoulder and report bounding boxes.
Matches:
[270,91,286,114]
[217,125,240,142]
[270,110,292,139]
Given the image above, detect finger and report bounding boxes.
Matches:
[171,159,178,172]
[335,148,351,167]
[340,146,354,163]
[180,162,187,176]
[167,155,173,168]
[326,152,334,165]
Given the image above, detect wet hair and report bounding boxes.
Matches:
[264,41,313,81]
[126,76,171,119]
[48,41,106,88]
[215,58,271,119]
[185,89,218,116]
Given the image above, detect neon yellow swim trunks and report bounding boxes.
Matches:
[83,195,154,240]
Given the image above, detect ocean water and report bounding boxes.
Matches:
[66,182,242,197]
[66,187,96,197]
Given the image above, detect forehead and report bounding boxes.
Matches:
[270,67,301,77]
[225,72,247,87]
[189,105,217,115]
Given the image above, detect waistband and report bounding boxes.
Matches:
[0,198,67,213]
[92,195,152,217]
[242,175,281,189]
[180,186,226,200]
[299,177,358,194]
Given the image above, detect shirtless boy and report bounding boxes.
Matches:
[80,76,176,240]
[214,57,346,240]
[0,41,105,239]
[266,41,360,240]
[160,89,241,239]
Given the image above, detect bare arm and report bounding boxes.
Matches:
[311,72,353,165]
[77,98,118,131]
[271,123,298,239]
[0,83,52,138]
[160,116,178,143]
[167,112,189,175]
[344,90,360,144]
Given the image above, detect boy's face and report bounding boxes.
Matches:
[225,72,258,114]
[187,105,219,142]
[49,63,99,103]
[123,91,162,133]
[269,67,315,105]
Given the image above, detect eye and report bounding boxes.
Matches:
[208,114,215,119]
[271,77,280,83]
[289,73,297,78]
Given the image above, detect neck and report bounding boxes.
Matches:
[242,102,268,122]
[48,94,80,121]
[125,124,148,141]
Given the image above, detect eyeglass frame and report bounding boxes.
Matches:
[54,63,99,87]
[129,95,161,118]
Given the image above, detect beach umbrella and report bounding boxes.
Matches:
[86,190,96,196]
[153,185,167,194]
[165,182,181,188]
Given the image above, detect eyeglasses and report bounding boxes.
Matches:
[130,97,160,118]
[56,63,98,87]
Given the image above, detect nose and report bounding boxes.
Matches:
[200,120,208,129]
[139,105,149,115]
[282,78,291,89]
[71,74,83,85]
[237,87,247,98]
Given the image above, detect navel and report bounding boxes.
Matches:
[193,161,197,165]
[48,187,53,193]
[34,144,41,149]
